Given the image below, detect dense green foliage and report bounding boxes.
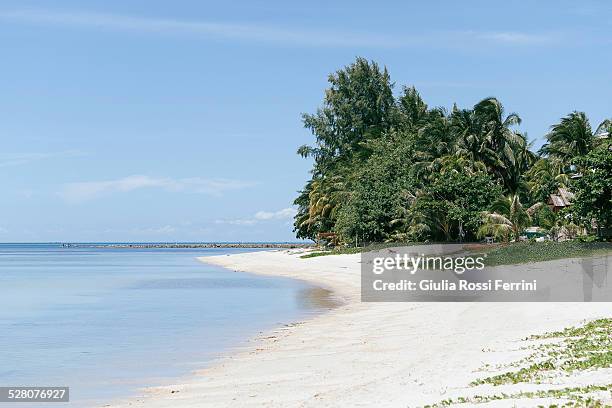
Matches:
[294,58,611,244]
[300,241,612,265]
[483,241,612,266]
[572,142,612,237]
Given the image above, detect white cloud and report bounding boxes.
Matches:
[0,9,398,47]
[0,150,84,167]
[476,31,555,45]
[255,208,297,220]
[130,225,177,235]
[0,9,559,48]
[227,219,258,226]
[217,207,297,226]
[97,224,180,236]
[59,175,255,203]
[214,218,257,226]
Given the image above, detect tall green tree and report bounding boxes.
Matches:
[293,58,607,245]
[451,98,531,193]
[451,106,489,166]
[473,97,522,154]
[478,195,535,242]
[416,168,502,241]
[539,111,594,163]
[294,58,397,240]
[333,130,415,243]
[525,158,568,204]
[298,57,396,173]
[572,143,612,238]
[397,86,429,133]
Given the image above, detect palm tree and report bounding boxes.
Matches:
[525,158,569,203]
[594,119,611,149]
[432,155,487,176]
[417,108,455,157]
[451,106,497,167]
[501,132,537,195]
[478,195,534,242]
[595,119,611,136]
[473,97,523,154]
[293,180,315,240]
[452,98,531,193]
[294,175,348,238]
[409,108,458,183]
[397,86,429,132]
[539,111,594,163]
[388,190,430,242]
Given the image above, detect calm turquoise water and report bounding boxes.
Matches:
[0,244,330,407]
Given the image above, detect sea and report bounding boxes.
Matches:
[0,243,332,407]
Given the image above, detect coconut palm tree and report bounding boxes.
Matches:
[539,111,594,163]
[397,86,429,132]
[387,190,430,242]
[525,158,569,203]
[293,175,348,239]
[473,97,523,154]
[501,132,537,195]
[409,108,458,184]
[452,98,531,193]
[478,194,535,242]
[451,106,498,168]
[595,119,611,136]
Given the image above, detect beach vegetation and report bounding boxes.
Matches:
[482,241,611,266]
[473,318,612,385]
[571,143,612,238]
[426,319,612,407]
[425,385,611,407]
[294,58,612,246]
[477,194,533,242]
[301,240,611,263]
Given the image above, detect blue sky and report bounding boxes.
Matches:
[1,1,610,242]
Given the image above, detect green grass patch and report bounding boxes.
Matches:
[299,242,427,258]
[300,246,364,258]
[482,241,611,266]
[300,240,611,262]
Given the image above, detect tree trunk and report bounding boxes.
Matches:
[514,226,520,242]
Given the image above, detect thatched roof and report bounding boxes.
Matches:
[548,187,574,208]
[558,188,574,203]
[549,195,565,207]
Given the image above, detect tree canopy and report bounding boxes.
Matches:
[294,58,611,244]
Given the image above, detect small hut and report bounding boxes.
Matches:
[317,232,339,248]
[548,188,575,212]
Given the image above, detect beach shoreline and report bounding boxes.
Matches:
[107,248,612,407]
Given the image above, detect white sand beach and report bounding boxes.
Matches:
[109,247,611,407]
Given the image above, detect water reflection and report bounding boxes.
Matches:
[296,286,340,311]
